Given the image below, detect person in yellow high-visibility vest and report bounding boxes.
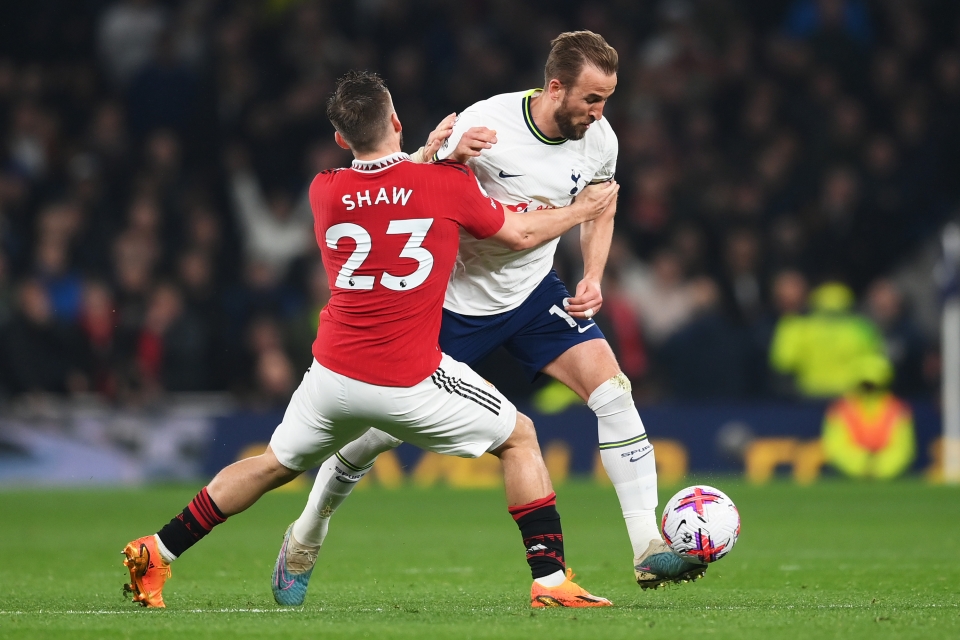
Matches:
[821,354,916,479]
[770,282,886,397]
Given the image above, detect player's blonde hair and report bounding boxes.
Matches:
[544,31,618,89]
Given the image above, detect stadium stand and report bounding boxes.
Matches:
[0,0,954,405]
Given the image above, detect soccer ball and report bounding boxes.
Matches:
[661,485,740,563]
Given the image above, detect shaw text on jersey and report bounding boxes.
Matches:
[341,186,414,211]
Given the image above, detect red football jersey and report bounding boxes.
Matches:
[310,153,504,386]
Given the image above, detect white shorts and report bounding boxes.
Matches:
[269,353,518,471]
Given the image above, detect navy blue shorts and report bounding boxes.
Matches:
[439,270,606,381]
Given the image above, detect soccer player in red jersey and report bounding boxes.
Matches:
[121,71,618,609]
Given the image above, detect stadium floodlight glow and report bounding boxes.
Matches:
[938,223,960,483]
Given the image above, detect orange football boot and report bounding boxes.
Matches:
[530,568,612,608]
[122,535,172,608]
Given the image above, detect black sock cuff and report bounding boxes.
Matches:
[515,503,564,579]
[156,488,226,559]
[515,504,560,529]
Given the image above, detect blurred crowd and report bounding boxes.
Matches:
[0,0,954,407]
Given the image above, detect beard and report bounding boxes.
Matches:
[554,98,595,140]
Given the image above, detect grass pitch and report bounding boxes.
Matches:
[0,479,957,639]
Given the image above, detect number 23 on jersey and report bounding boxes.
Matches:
[325,218,435,292]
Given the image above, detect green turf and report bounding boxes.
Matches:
[0,479,957,639]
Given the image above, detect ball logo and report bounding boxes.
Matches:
[674,487,722,517]
[690,531,727,562]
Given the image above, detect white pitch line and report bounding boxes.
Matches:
[0,609,303,615]
[3,603,956,615]
[699,603,959,611]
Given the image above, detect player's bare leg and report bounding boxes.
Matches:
[206,446,303,514]
[539,338,620,400]
[491,413,553,505]
[123,447,300,607]
[491,412,610,608]
[541,338,706,588]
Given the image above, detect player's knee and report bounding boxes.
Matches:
[367,428,403,450]
[262,445,301,481]
[587,373,634,413]
[507,411,540,450]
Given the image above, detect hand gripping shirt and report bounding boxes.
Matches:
[310,153,504,386]
[436,89,618,315]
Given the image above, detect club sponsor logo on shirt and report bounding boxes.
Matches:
[504,202,556,213]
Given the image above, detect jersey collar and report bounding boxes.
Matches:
[351,152,410,172]
[522,89,567,146]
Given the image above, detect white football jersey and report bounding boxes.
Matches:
[436,89,618,315]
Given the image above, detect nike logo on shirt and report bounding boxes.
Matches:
[577,323,596,333]
[498,170,523,178]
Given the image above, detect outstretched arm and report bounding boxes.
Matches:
[490,181,618,251]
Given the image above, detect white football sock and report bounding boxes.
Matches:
[292,428,402,547]
[588,374,662,558]
[533,569,567,588]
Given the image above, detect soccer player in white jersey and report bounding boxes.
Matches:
[278,31,706,603]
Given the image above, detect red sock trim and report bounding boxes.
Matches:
[187,487,226,531]
[508,492,557,521]
[200,488,226,520]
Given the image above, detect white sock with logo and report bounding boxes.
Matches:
[588,375,662,558]
[292,429,402,547]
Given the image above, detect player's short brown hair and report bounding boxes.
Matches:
[544,31,618,89]
[326,71,393,153]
